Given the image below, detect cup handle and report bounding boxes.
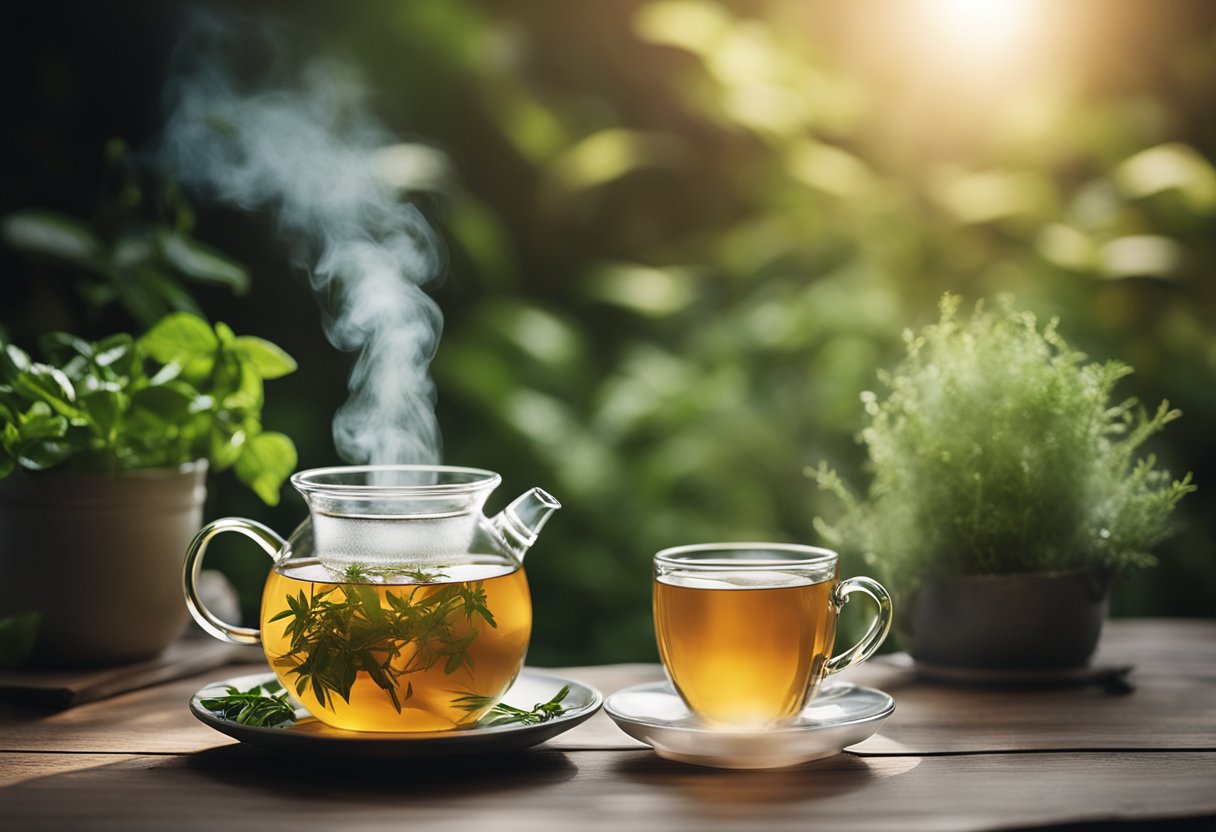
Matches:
[183,518,286,645]
[824,576,894,676]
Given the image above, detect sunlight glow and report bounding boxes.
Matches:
[921,0,1038,51]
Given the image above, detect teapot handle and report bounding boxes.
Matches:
[183,517,286,645]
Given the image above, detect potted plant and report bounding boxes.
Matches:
[0,312,297,667]
[813,295,1194,672]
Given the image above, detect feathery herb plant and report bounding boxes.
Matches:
[813,295,1195,581]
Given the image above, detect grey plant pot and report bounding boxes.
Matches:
[895,567,1114,670]
[0,462,207,668]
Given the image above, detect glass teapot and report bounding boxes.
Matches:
[183,465,560,732]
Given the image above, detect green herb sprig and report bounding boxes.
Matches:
[269,578,496,714]
[452,684,571,726]
[200,681,297,727]
[342,563,450,584]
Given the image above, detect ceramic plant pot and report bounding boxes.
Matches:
[896,567,1114,671]
[0,462,207,667]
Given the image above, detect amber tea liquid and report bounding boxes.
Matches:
[261,558,531,732]
[654,572,837,727]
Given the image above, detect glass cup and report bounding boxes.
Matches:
[653,543,892,728]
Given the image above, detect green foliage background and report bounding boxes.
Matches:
[2,0,1214,663]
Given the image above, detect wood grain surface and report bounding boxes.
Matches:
[0,750,1213,832]
[0,619,1213,831]
[0,641,257,709]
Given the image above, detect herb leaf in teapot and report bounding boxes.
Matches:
[267,572,498,714]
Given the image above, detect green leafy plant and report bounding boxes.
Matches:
[813,295,1195,582]
[0,311,297,504]
[269,578,497,713]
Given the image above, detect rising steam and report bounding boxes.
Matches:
[158,23,444,466]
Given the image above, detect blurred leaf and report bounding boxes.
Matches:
[483,84,570,164]
[17,439,78,470]
[593,344,693,438]
[37,333,93,365]
[142,270,206,318]
[721,82,810,136]
[786,141,875,198]
[76,280,119,309]
[113,274,171,327]
[934,170,1058,224]
[1,211,101,267]
[1035,224,1097,272]
[13,365,78,418]
[209,424,246,472]
[222,360,265,412]
[131,382,197,423]
[633,0,730,54]
[706,21,786,87]
[544,130,682,199]
[371,143,451,191]
[16,403,68,442]
[1098,235,1183,280]
[486,302,586,370]
[139,312,219,365]
[449,196,517,285]
[1,422,18,453]
[0,612,41,669]
[93,334,137,374]
[159,232,251,293]
[214,321,237,347]
[112,235,154,270]
[585,263,697,316]
[503,389,574,446]
[234,431,297,506]
[1114,143,1216,213]
[232,336,297,380]
[2,345,31,377]
[80,389,125,438]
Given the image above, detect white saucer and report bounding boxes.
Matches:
[605,681,895,769]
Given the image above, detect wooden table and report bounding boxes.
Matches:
[1,619,1214,831]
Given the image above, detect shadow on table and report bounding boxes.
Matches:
[0,747,580,824]
[612,750,919,806]
[185,743,579,800]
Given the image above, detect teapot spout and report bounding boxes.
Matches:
[489,488,561,560]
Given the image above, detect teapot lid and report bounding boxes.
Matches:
[288,465,504,573]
